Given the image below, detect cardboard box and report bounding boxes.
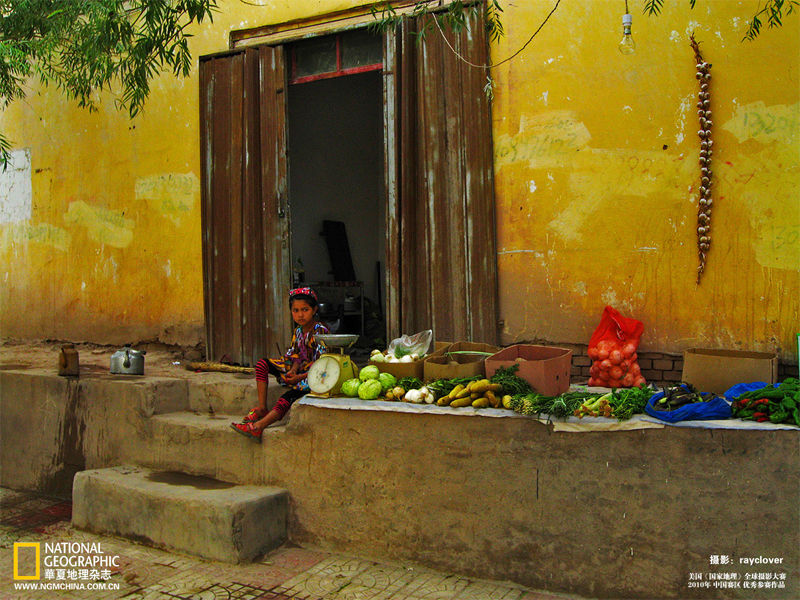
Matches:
[485,345,572,396]
[370,340,448,381]
[376,360,425,380]
[431,341,452,355]
[682,348,778,394]
[423,341,500,381]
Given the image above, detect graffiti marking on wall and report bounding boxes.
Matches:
[0,149,32,224]
[545,149,693,242]
[0,222,70,252]
[722,101,799,146]
[64,201,134,248]
[26,223,71,251]
[495,111,591,169]
[135,173,199,225]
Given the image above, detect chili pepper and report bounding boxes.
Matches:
[756,416,770,422]
[752,412,767,419]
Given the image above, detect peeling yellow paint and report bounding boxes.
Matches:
[63,201,134,248]
[726,147,800,271]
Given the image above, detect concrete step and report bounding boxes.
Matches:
[72,465,289,563]
[133,411,288,484]
[185,373,284,417]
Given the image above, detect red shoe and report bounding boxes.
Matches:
[242,408,266,423]
[230,421,262,441]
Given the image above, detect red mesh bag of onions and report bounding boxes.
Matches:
[587,306,646,388]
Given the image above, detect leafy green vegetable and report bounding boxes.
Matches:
[397,377,424,390]
[608,385,654,420]
[393,345,410,358]
[357,379,382,400]
[378,372,397,393]
[341,378,361,397]
[489,364,532,396]
[508,392,551,416]
[359,365,380,381]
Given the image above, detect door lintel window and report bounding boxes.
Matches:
[290,29,382,84]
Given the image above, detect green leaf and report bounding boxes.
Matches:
[643,0,664,16]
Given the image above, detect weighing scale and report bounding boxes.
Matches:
[307,334,360,397]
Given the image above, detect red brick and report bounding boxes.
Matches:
[643,370,663,382]
[653,359,674,371]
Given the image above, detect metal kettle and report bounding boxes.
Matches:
[110,345,146,375]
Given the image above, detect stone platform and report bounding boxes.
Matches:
[72,465,288,563]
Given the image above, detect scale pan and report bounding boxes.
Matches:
[316,334,359,349]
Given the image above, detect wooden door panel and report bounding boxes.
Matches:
[200,52,244,363]
[394,12,498,345]
[200,47,288,366]
[258,45,291,357]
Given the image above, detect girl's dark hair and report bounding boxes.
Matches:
[289,293,318,309]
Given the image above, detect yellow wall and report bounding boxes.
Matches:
[1,1,798,359]
[492,1,799,358]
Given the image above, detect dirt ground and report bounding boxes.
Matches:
[0,338,208,379]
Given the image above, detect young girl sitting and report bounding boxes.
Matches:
[230,286,329,441]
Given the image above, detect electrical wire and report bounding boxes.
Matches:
[430,0,561,69]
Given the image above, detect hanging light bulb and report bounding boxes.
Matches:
[619,13,636,55]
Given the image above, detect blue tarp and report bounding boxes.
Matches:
[644,384,731,423]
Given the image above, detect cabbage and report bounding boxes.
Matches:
[359,365,380,381]
[370,353,385,363]
[378,372,397,393]
[341,378,361,397]
[358,379,382,400]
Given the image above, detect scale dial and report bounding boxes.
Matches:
[307,355,341,394]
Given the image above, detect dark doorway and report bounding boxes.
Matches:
[287,69,385,343]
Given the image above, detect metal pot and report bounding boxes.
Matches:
[110,345,146,375]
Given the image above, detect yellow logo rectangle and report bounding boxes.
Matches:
[13,542,40,580]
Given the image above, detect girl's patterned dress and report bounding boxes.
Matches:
[254,321,329,418]
[264,321,329,391]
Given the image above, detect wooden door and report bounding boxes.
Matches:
[386,12,498,345]
[199,46,290,366]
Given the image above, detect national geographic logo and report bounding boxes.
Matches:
[13,541,121,578]
[13,542,40,580]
